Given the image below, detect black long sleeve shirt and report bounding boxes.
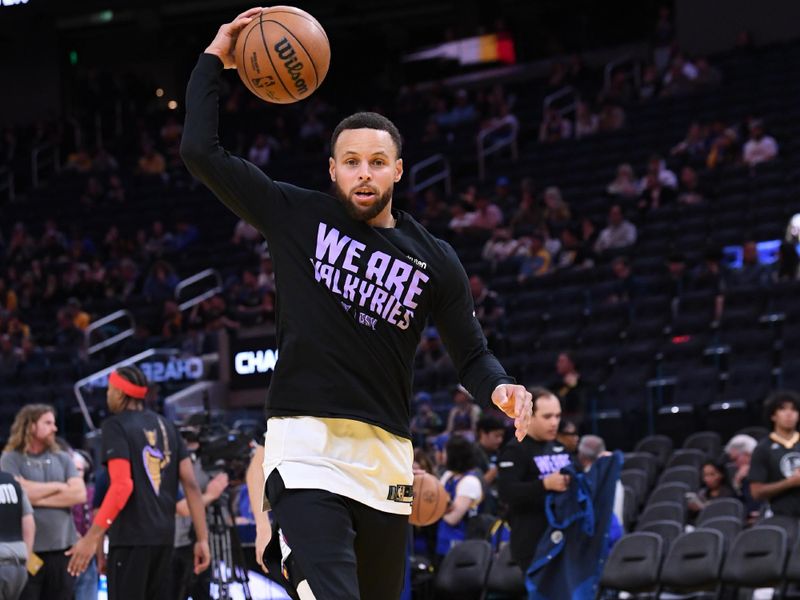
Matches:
[180,54,512,439]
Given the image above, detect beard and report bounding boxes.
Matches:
[333,181,394,222]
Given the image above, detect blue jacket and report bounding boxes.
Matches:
[526,451,624,600]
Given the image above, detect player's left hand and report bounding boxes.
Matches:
[492,384,532,442]
[194,539,211,574]
[65,534,98,577]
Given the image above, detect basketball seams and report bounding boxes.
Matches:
[264,9,329,44]
[239,23,262,99]
[261,19,319,89]
[257,11,298,101]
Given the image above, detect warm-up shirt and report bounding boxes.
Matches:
[749,433,800,518]
[497,438,571,570]
[181,54,512,512]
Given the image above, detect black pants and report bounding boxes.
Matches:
[265,470,408,600]
[107,545,172,600]
[19,550,75,600]
[167,544,210,600]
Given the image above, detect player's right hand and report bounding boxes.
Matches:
[543,472,570,492]
[205,7,264,69]
[255,525,272,573]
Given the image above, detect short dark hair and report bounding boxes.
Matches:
[330,112,402,158]
[764,389,800,423]
[477,415,506,435]
[445,434,477,473]
[527,386,559,415]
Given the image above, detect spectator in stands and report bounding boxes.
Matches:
[470,194,504,231]
[775,241,800,281]
[730,240,769,288]
[638,171,675,214]
[160,300,183,340]
[105,174,126,204]
[742,119,779,167]
[414,327,456,387]
[482,227,525,272]
[0,333,19,380]
[144,221,174,259]
[5,312,30,346]
[475,415,507,491]
[556,226,593,270]
[510,187,545,233]
[79,177,105,209]
[136,141,167,179]
[547,352,590,426]
[557,419,580,455]
[54,307,85,351]
[17,337,49,378]
[143,260,180,304]
[574,101,598,139]
[688,460,737,513]
[597,102,626,132]
[706,127,739,170]
[231,218,262,246]
[498,387,569,572]
[638,64,660,101]
[64,144,93,174]
[543,186,571,235]
[599,71,634,106]
[445,386,482,442]
[639,154,677,191]
[665,253,690,298]
[447,89,478,127]
[0,277,17,312]
[605,257,642,304]
[749,391,800,518]
[447,202,476,235]
[539,107,572,143]
[670,122,708,166]
[517,232,552,282]
[410,393,443,448]
[693,57,722,90]
[470,275,504,343]
[247,133,275,169]
[491,176,517,217]
[724,434,760,518]
[418,188,450,235]
[71,450,98,600]
[67,298,90,331]
[661,54,697,97]
[436,435,484,562]
[606,163,639,199]
[676,166,707,205]
[92,146,119,174]
[577,435,624,535]
[594,204,637,254]
[1,405,86,600]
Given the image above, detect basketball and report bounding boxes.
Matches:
[234,6,330,104]
[409,472,450,527]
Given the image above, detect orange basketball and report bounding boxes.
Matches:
[234,6,330,104]
[409,472,450,527]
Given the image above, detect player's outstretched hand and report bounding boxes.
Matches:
[205,7,264,69]
[492,384,532,442]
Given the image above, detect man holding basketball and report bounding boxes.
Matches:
[181,8,532,599]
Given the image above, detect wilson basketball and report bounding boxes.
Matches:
[234,6,330,104]
[409,472,450,527]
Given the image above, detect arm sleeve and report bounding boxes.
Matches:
[179,53,291,239]
[497,444,547,510]
[101,420,130,462]
[93,458,134,528]
[432,241,514,407]
[748,444,769,483]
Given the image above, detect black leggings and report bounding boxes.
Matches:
[265,470,408,600]
[107,545,172,600]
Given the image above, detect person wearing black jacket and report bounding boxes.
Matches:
[181,8,533,600]
[498,388,571,572]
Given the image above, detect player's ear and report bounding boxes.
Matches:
[394,158,403,183]
[329,157,336,182]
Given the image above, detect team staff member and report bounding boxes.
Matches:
[498,388,571,571]
[182,8,532,599]
[1,405,86,600]
[0,468,35,600]
[65,366,210,600]
[750,390,800,516]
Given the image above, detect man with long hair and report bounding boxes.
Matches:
[64,366,210,600]
[1,405,86,600]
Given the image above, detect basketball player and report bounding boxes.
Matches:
[182,8,532,599]
[64,367,210,600]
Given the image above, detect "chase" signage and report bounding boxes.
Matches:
[229,333,279,390]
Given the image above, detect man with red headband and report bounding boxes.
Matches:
[65,366,210,600]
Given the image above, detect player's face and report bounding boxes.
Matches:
[773,402,800,431]
[528,395,561,441]
[106,385,125,413]
[329,128,403,223]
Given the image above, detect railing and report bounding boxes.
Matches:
[409,154,451,196]
[86,309,136,356]
[476,118,519,182]
[31,143,60,189]
[175,268,223,312]
[0,166,14,203]
[74,348,177,430]
[604,55,641,94]
[543,85,578,119]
